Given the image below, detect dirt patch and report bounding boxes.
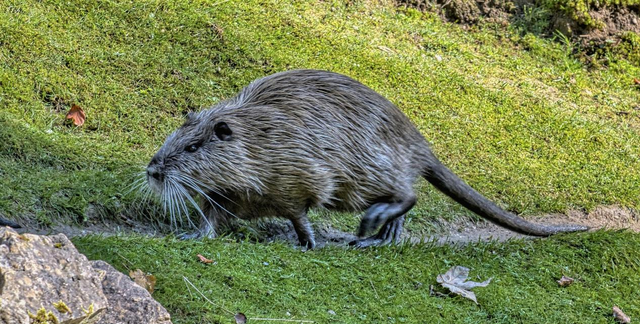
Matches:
[397,0,640,56]
[551,6,640,47]
[562,205,640,231]
[420,205,640,245]
[255,205,640,247]
[15,205,639,248]
[398,0,515,25]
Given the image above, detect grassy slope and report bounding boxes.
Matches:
[1,0,638,231]
[2,0,640,322]
[74,231,640,323]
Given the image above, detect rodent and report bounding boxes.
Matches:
[145,69,588,248]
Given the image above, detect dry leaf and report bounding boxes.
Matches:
[210,23,224,38]
[197,254,215,264]
[557,275,574,287]
[613,306,631,323]
[65,104,86,126]
[436,266,492,304]
[234,313,247,324]
[129,269,157,294]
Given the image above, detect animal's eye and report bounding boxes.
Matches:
[185,144,199,153]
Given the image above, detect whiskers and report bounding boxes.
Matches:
[172,173,240,220]
[126,170,238,235]
[126,171,151,197]
[126,171,156,215]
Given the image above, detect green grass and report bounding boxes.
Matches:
[3,1,640,322]
[1,0,638,232]
[73,231,640,323]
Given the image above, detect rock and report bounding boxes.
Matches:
[92,260,171,324]
[0,227,108,324]
[0,227,172,324]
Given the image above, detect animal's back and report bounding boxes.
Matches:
[228,69,431,211]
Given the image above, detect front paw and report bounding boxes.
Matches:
[299,238,316,250]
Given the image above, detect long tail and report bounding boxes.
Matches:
[423,161,588,236]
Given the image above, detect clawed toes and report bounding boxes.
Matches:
[297,237,316,250]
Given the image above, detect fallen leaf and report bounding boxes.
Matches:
[436,266,492,304]
[65,104,86,126]
[557,275,574,287]
[429,284,449,298]
[613,306,631,323]
[129,269,157,294]
[210,23,224,38]
[197,254,215,264]
[234,313,247,324]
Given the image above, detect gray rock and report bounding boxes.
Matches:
[93,260,171,324]
[0,227,172,324]
[0,227,108,324]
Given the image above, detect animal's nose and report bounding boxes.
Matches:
[146,165,163,181]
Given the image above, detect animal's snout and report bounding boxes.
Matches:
[146,165,164,181]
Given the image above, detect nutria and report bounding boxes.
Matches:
[145,69,588,248]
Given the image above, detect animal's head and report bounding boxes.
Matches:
[145,109,253,220]
[147,111,233,189]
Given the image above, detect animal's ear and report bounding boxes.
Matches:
[214,121,232,141]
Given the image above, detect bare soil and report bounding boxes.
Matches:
[397,0,640,49]
[552,6,640,47]
[17,205,640,248]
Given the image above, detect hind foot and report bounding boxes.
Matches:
[357,197,415,237]
[350,215,405,248]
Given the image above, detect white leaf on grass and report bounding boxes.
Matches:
[436,266,492,304]
[613,306,631,323]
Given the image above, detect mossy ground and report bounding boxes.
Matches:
[1,0,639,322]
[1,0,638,230]
[73,231,640,323]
